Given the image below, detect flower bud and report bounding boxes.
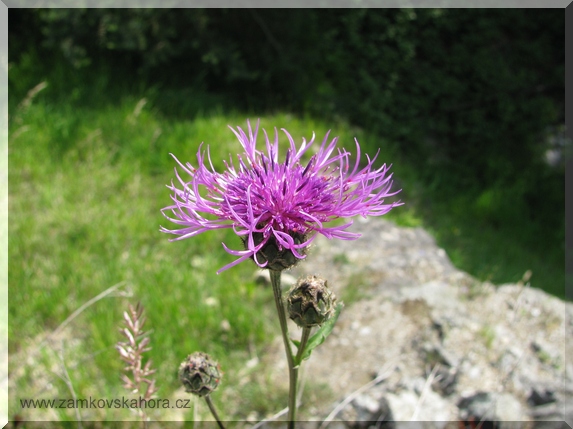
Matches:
[287,275,336,328]
[178,352,222,397]
[247,230,308,271]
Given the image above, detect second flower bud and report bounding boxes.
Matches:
[287,275,336,328]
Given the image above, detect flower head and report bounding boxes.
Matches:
[161,120,402,273]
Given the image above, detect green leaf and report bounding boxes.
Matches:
[299,302,343,362]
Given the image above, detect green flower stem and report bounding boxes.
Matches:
[295,327,312,364]
[204,395,225,429]
[270,270,298,429]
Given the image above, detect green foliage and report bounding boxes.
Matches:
[10,9,564,241]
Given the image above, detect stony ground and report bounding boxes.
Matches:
[256,218,573,428]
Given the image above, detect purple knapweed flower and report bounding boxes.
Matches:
[161,120,402,273]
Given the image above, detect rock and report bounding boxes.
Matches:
[342,394,392,428]
[273,218,573,427]
[386,388,454,424]
[457,392,530,426]
[527,388,556,407]
[528,387,573,428]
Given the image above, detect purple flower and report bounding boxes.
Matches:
[161,120,402,273]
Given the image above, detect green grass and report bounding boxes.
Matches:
[8,85,377,421]
[8,66,565,422]
[411,192,565,298]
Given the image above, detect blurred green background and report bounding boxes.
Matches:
[8,8,565,422]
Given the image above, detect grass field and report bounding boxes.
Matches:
[8,71,565,422]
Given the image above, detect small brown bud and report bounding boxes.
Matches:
[178,352,222,397]
[287,275,336,328]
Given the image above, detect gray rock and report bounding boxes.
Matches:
[457,392,529,426]
[274,219,573,426]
